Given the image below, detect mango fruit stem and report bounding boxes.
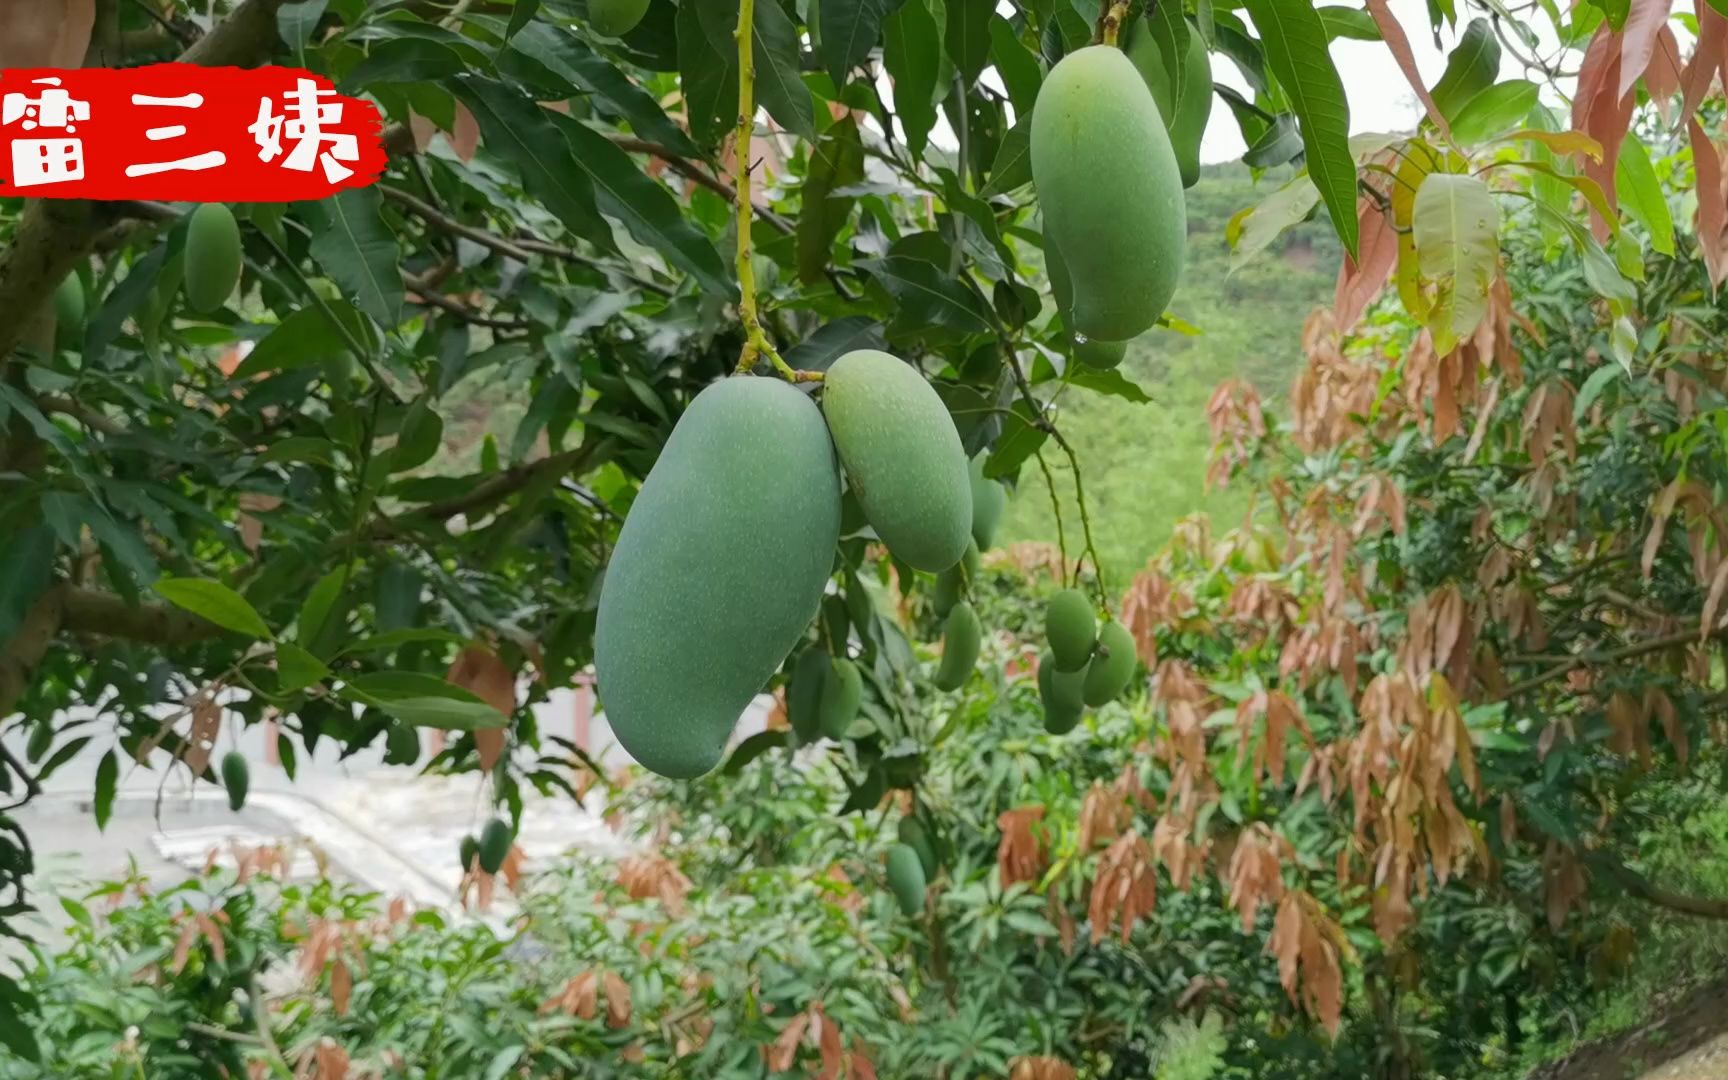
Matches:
[1098,1,1131,46]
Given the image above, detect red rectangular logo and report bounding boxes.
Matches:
[0,64,386,201]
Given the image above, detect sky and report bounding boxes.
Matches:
[1198,0,1546,163]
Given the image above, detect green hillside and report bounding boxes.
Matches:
[1000,164,1340,583]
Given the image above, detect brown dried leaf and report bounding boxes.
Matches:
[1335,197,1400,332]
[767,1010,810,1072]
[997,806,1048,887]
[1690,119,1728,288]
[330,959,352,1017]
[0,0,94,69]
[1619,0,1677,100]
[183,698,222,777]
[602,970,631,1029]
[1087,831,1157,944]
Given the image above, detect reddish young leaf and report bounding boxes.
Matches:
[1364,0,1451,140]
[1683,0,1728,118]
[1334,198,1399,332]
[1619,0,1676,100]
[1690,119,1728,288]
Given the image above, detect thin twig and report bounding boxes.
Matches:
[1034,449,1070,588]
[402,272,529,331]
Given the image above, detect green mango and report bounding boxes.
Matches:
[1046,588,1097,672]
[960,539,981,582]
[1038,649,1086,734]
[1074,337,1126,369]
[220,751,249,812]
[184,203,243,314]
[1082,620,1138,706]
[787,647,829,743]
[589,0,651,37]
[822,349,972,572]
[478,817,513,875]
[595,377,842,778]
[934,601,981,691]
[53,273,84,351]
[898,817,939,878]
[932,565,963,618]
[818,657,862,739]
[886,843,927,916]
[968,452,1008,550]
[458,834,479,873]
[1126,18,1213,189]
[1032,46,1185,342]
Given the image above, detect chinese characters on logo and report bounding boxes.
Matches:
[0,64,385,200]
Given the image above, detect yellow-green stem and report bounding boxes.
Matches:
[1098,1,1130,46]
[729,0,821,384]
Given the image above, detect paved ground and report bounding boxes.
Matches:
[5,686,776,960]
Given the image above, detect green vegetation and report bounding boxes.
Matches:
[1001,164,1339,581]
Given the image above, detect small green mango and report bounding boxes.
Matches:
[822,349,972,572]
[184,203,243,314]
[220,751,249,812]
[1126,18,1213,189]
[886,843,927,916]
[595,377,841,779]
[898,817,939,878]
[53,273,84,351]
[589,0,651,36]
[1032,46,1185,342]
[787,647,829,743]
[458,834,479,873]
[960,539,981,582]
[819,657,862,740]
[934,601,981,691]
[478,817,513,875]
[1046,588,1096,672]
[1038,649,1086,734]
[1082,620,1138,706]
[968,452,1007,550]
[1074,337,1126,370]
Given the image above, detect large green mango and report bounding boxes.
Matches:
[1126,19,1213,189]
[589,0,650,37]
[886,843,927,916]
[596,377,841,778]
[1032,46,1185,342]
[822,350,971,572]
[184,203,242,314]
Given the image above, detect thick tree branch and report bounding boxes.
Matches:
[1498,620,1728,700]
[0,0,292,363]
[380,184,674,297]
[1590,854,1728,920]
[403,272,530,330]
[366,437,616,540]
[37,394,127,436]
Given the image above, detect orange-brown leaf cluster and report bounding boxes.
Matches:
[1267,891,1346,1038]
[617,854,694,915]
[1087,830,1157,945]
[998,806,1048,887]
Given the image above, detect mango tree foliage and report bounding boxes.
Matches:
[2,0,1728,1071]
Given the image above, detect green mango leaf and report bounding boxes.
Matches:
[233,302,373,378]
[505,23,698,155]
[984,398,1050,479]
[0,525,55,642]
[307,187,403,329]
[154,577,272,639]
[342,38,465,90]
[1317,5,1381,39]
[680,0,814,143]
[546,111,735,297]
[1241,0,1359,258]
[1615,133,1675,257]
[946,0,994,84]
[276,643,331,694]
[859,255,993,339]
[989,14,1043,114]
[980,115,1032,194]
[884,0,943,156]
[1430,18,1501,121]
[370,696,510,731]
[93,749,118,832]
[821,0,902,88]
[797,117,866,284]
[1229,174,1321,270]
[347,671,489,704]
[450,76,613,250]
[1066,365,1153,403]
[1448,79,1539,144]
[1412,172,1501,353]
[784,316,887,372]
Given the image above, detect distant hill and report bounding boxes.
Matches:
[999,163,1339,583]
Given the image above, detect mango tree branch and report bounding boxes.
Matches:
[0,0,292,363]
[365,437,616,541]
[1588,854,1728,920]
[1498,620,1728,701]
